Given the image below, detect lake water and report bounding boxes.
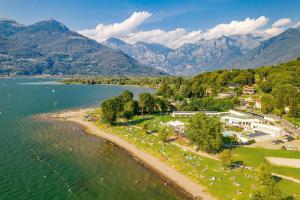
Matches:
[0,78,188,200]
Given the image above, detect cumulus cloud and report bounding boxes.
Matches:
[201,16,269,40]
[123,28,202,48]
[272,18,291,27]
[78,11,151,41]
[79,12,294,49]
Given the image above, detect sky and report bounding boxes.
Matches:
[1,0,300,48]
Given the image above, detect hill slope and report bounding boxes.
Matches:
[103,34,263,75]
[225,27,300,69]
[0,18,166,76]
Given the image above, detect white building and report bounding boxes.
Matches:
[220,110,260,129]
[251,122,285,138]
[171,111,198,117]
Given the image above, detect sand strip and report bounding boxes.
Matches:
[266,157,300,168]
[51,109,215,200]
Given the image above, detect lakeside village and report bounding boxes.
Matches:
[73,60,300,200]
[169,84,298,150]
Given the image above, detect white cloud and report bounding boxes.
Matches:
[201,16,269,40]
[79,12,294,49]
[122,28,202,48]
[272,18,291,27]
[78,11,151,41]
[263,26,284,36]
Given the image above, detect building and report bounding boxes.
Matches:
[239,97,254,109]
[220,110,260,129]
[204,111,229,117]
[205,87,213,97]
[171,111,198,117]
[228,83,239,89]
[251,122,285,138]
[242,85,255,95]
[172,111,228,118]
[222,131,271,143]
[217,90,236,99]
[255,100,262,109]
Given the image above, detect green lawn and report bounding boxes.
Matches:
[233,147,300,180]
[93,112,300,200]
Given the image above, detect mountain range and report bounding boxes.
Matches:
[104,27,300,75]
[0,18,166,76]
[1,17,300,76]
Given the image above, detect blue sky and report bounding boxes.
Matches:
[1,0,300,48]
[0,0,299,30]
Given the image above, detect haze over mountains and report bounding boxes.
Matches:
[0,17,300,76]
[103,27,300,75]
[0,18,166,76]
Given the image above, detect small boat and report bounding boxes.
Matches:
[52,89,56,93]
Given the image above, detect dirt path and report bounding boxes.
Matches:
[51,109,215,200]
[266,157,300,168]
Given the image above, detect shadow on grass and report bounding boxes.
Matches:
[115,116,154,126]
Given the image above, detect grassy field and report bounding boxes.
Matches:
[233,147,300,180]
[91,111,300,200]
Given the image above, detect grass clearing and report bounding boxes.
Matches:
[92,112,300,199]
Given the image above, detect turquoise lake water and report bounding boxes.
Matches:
[0,78,188,200]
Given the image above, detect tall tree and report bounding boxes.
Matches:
[121,90,134,104]
[101,99,118,124]
[219,149,233,168]
[251,163,283,200]
[261,94,274,114]
[186,113,223,153]
[139,93,155,115]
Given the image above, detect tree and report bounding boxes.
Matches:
[259,81,272,93]
[156,83,173,98]
[123,101,138,120]
[251,163,283,200]
[261,94,274,114]
[121,90,133,104]
[179,84,191,98]
[139,93,155,115]
[289,99,300,118]
[111,96,124,115]
[191,81,205,98]
[186,113,223,153]
[158,127,170,142]
[219,149,233,168]
[101,99,117,124]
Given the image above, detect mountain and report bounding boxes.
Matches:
[103,38,172,72]
[224,27,300,69]
[0,19,166,76]
[103,34,263,75]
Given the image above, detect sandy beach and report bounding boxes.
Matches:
[49,108,215,200]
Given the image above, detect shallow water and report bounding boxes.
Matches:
[0,78,188,200]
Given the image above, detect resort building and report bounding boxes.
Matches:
[171,111,229,118]
[242,85,255,95]
[171,111,198,117]
[220,110,260,129]
[250,122,285,137]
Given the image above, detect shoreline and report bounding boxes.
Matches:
[48,108,215,200]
